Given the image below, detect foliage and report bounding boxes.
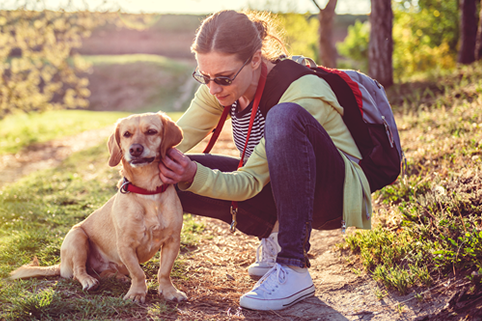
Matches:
[0,9,173,119]
[392,7,456,81]
[0,137,203,319]
[0,10,99,118]
[336,19,369,72]
[342,62,482,294]
[393,0,459,51]
[337,1,459,80]
[275,13,319,62]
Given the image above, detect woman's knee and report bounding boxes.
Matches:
[265,103,304,125]
[265,103,306,141]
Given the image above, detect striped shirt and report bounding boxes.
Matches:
[230,101,265,164]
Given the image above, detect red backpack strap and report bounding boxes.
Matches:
[202,105,231,154]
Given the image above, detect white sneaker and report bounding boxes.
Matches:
[248,232,281,279]
[240,263,315,311]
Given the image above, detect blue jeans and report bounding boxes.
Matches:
[177,103,345,268]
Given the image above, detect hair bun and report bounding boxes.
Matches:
[253,19,268,40]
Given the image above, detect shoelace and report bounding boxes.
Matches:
[256,264,288,294]
[255,236,277,264]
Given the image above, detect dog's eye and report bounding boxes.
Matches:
[123,131,131,138]
[146,129,158,135]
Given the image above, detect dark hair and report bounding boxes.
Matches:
[191,10,288,62]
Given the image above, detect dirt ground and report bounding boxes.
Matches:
[2,123,470,321]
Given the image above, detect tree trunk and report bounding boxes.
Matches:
[369,0,393,88]
[458,0,478,64]
[475,0,482,60]
[313,0,338,68]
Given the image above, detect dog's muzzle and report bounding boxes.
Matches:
[129,157,155,165]
[128,144,155,166]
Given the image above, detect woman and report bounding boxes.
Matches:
[158,10,372,311]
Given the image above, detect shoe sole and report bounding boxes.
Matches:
[248,267,274,280]
[240,284,316,311]
[248,273,264,281]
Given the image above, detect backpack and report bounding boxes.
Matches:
[258,56,403,193]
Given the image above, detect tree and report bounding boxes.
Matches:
[311,0,338,68]
[369,0,393,87]
[458,0,478,64]
[476,0,482,60]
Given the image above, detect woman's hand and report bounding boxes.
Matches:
[159,148,197,186]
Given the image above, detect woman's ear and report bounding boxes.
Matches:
[107,124,122,167]
[250,50,263,70]
[159,112,183,159]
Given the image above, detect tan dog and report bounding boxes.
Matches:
[10,112,186,303]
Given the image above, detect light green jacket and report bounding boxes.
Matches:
[176,74,372,229]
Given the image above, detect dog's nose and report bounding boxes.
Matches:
[129,144,144,157]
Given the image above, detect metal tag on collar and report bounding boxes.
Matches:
[341,220,346,234]
[230,206,238,233]
[119,178,130,194]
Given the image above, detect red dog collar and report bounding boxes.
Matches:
[119,178,169,195]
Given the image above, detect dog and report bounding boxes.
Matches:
[10,112,186,303]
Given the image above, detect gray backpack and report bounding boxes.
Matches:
[258,56,403,192]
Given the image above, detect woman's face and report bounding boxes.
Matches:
[195,52,258,107]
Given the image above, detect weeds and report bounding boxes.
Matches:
[374,287,387,300]
[342,62,482,295]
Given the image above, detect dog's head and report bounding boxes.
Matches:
[107,112,183,168]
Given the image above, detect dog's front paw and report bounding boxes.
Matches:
[159,285,188,302]
[124,288,147,303]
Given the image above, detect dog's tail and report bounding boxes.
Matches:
[10,257,61,279]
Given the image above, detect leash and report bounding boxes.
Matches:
[119,177,169,195]
[203,62,268,232]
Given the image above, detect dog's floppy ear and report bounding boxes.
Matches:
[159,113,183,159]
[108,123,123,167]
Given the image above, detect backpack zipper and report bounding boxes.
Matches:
[382,116,394,148]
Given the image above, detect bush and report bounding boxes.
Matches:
[392,9,456,81]
[0,10,161,119]
[336,19,369,72]
[275,13,319,62]
[336,1,459,80]
[0,10,101,119]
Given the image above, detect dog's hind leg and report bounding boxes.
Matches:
[157,236,187,301]
[60,226,99,291]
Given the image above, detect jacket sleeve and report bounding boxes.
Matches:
[177,76,340,201]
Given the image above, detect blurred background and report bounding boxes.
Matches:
[0,0,478,116]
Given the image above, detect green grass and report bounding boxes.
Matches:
[342,61,482,295]
[0,109,184,156]
[0,114,202,320]
[0,110,129,155]
[83,54,198,113]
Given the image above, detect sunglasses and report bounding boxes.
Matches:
[192,57,251,86]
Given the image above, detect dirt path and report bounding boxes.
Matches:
[1,125,455,320]
[0,125,114,188]
[188,215,464,321]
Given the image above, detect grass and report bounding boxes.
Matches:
[83,54,198,113]
[0,110,129,155]
[0,112,200,320]
[342,61,482,295]
[0,109,184,156]
[1,59,481,317]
